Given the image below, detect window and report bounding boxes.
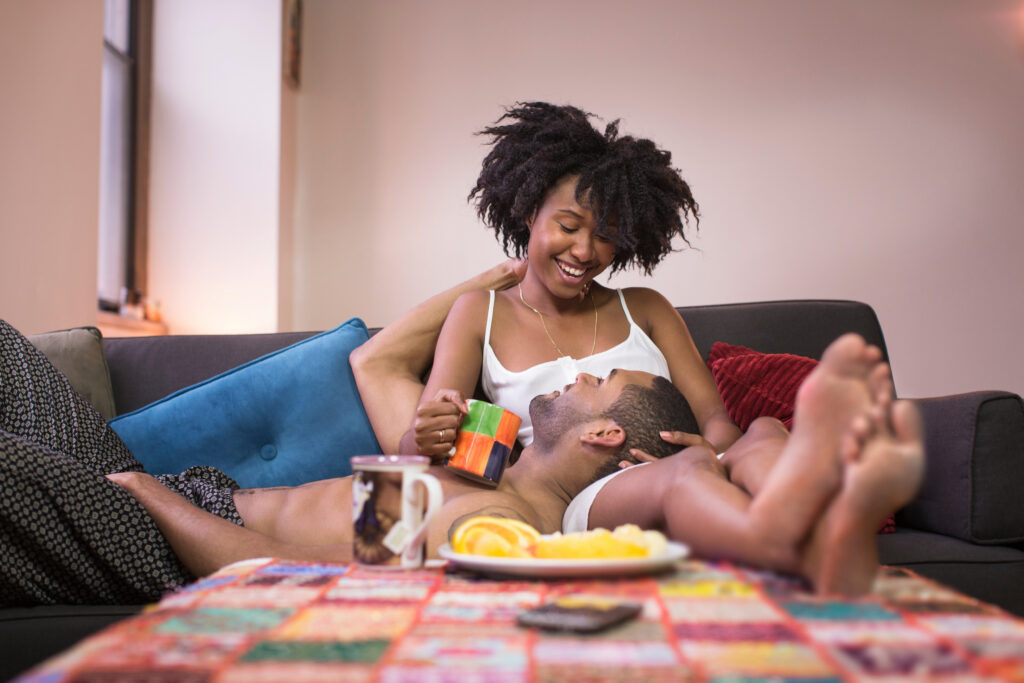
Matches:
[98,0,150,313]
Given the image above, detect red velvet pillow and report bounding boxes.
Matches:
[706,341,895,534]
[706,342,817,431]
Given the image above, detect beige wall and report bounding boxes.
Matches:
[1,0,1021,402]
[147,0,282,334]
[291,0,1024,400]
[0,0,103,334]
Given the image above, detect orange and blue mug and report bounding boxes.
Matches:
[445,400,521,486]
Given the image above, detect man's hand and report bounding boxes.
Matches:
[106,470,157,495]
[412,389,470,460]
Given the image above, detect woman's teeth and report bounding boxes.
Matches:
[558,261,586,278]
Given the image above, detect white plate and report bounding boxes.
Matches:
[437,541,689,578]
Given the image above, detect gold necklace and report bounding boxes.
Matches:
[518,283,598,358]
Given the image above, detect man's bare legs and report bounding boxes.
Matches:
[351,259,526,453]
[722,334,894,547]
[803,399,925,594]
[719,342,894,502]
[590,334,916,593]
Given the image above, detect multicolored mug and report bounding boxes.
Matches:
[445,400,522,486]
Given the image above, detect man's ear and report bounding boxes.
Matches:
[579,419,625,450]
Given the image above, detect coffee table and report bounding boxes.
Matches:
[15,556,1024,681]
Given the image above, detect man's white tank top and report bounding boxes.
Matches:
[481,289,671,445]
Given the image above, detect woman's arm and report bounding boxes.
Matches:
[627,288,743,453]
[351,260,525,454]
[397,290,491,454]
[107,472,353,577]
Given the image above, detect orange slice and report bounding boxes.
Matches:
[451,516,542,556]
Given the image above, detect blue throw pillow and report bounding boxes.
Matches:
[109,319,382,488]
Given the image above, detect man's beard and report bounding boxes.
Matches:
[528,393,588,452]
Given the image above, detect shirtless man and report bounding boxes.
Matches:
[108,333,923,596]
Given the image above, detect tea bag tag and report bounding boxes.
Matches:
[383,520,414,555]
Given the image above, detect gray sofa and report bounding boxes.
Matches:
[3,299,1023,680]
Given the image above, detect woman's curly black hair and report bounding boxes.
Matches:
[468,101,699,274]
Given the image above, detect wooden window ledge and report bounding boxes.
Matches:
[97,311,168,338]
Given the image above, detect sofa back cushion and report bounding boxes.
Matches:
[108,319,380,488]
[104,330,319,415]
[29,326,118,420]
[679,300,888,364]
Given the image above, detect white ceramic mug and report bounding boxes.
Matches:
[350,455,443,568]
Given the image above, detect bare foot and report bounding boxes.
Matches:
[749,334,891,545]
[805,400,925,595]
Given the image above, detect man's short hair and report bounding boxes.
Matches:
[590,376,699,481]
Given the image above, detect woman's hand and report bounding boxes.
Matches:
[412,389,470,461]
[657,430,716,453]
[627,431,717,465]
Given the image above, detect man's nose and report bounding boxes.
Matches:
[575,373,599,385]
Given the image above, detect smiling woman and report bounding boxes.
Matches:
[351,101,742,464]
[470,102,699,276]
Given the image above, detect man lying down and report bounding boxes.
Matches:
[0,319,921,605]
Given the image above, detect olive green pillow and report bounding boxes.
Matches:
[28,326,118,420]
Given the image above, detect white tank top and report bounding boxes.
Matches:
[481,289,671,445]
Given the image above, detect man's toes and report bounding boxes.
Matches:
[867,363,893,401]
[840,411,882,463]
[821,334,867,369]
[890,400,923,444]
[820,334,885,381]
[840,417,867,463]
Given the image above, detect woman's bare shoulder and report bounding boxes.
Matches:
[452,288,491,309]
[447,289,494,326]
[620,286,679,321]
[453,287,523,319]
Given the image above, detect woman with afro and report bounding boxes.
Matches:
[351,101,742,466]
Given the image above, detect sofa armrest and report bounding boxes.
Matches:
[898,391,1024,544]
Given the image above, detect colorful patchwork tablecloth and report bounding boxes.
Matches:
[17,558,1024,682]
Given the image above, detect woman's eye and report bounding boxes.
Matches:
[558,222,577,234]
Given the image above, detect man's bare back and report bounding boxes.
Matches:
[231,465,552,558]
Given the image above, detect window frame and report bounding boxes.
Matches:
[99,0,152,311]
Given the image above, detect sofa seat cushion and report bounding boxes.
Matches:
[0,605,142,681]
[109,318,381,488]
[877,528,1024,617]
